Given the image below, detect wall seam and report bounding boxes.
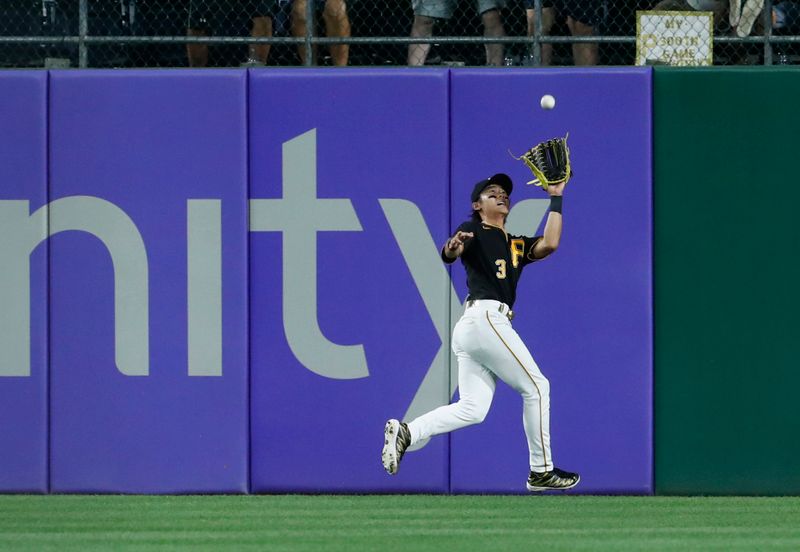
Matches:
[446,68,453,496]
[649,67,657,497]
[45,69,52,495]
[245,68,253,495]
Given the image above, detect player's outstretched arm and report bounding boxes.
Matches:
[442,230,474,262]
[532,182,564,259]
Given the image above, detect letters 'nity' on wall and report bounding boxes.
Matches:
[0,68,653,494]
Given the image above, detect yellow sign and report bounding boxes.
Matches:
[636,11,713,66]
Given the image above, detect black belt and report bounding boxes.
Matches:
[466,299,514,321]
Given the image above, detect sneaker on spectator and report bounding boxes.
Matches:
[736,0,765,36]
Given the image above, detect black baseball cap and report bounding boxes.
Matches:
[471,173,513,203]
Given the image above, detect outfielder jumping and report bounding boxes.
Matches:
[382,138,580,492]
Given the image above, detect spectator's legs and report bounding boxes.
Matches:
[408,15,435,66]
[566,16,598,65]
[187,28,209,67]
[481,9,505,66]
[250,16,273,64]
[323,0,350,66]
[526,7,555,65]
[292,0,316,64]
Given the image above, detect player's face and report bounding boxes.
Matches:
[479,185,510,217]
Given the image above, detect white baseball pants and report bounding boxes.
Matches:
[407,299,553,472]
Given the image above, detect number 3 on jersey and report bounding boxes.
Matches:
[495,259,507,279]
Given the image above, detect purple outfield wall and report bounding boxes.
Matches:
[0,68,652,494]
[0,72,49,493]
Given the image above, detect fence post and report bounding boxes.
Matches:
[305,0,314,66]
[764,0,774,64]
[79,0,88,68]
[532,0,543,66]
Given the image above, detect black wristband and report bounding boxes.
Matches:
[549,195,563,214]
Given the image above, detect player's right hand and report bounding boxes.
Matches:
[445,231,474,258]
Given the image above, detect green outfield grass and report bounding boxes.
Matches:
[1,495,799,551]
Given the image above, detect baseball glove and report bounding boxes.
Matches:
[511,134,572,191]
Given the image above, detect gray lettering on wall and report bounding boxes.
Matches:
[0,196,149,377]
[0,201,46,377]
[0,138,547,385]
[188,200,222,376]
[249,129,368,380]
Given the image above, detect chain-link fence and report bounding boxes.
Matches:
[1,0,799,68]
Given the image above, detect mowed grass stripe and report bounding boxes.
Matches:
[0,496,798,551]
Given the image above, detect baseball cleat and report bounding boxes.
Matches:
[381,419,411,475]
[526,467,580,492]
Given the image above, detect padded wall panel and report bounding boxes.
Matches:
[0,71,49,492]
[48,70,249,493]
[654,67,800,495]
[449,69,653,494]
[249,69,450,492]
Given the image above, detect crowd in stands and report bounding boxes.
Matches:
[2,0,800,67]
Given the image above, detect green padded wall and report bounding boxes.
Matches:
[654,67,800,495]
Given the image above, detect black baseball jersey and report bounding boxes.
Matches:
[442,220,542,308]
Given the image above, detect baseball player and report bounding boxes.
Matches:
[382,172,579,492]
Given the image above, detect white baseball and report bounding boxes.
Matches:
[540,94,556,110]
